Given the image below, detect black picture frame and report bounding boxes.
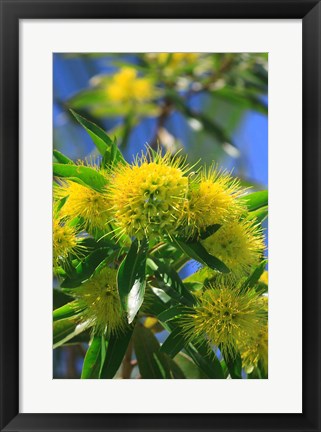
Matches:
[1,1,320,431]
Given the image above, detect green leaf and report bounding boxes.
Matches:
[53,316,91,349]
[53,301,84,321]
[224,351,242,379]
[248,205,268,223]
[141,288,168,316]
[53,163,107,192]
[81,334,104,379]
[53,289,73,309]
[149,257,196,307]
[158,305,192,323]
[183,281,204,292]
[240,259,268,293]
[174,352,207,379]
[160,327,187,358]
[133,325,185,379]
[100,325,133,379]
[61,248,119,288]
[70,109,113,154]
[185,342,225,379]
[70,109,125,165]
[117,238,148,324]
[239,190,268,212]
[172,238,230,273]
[198,224,222,240]
[53,150,74,164]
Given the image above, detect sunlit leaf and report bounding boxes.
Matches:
[239,190,268,212]
[53,163,107,192]
[53,150,74,164]
[81,334,104,379]
[53,301,84,321]
[70,109,125,165]
[53,316,91,349]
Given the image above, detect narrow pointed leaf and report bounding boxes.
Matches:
[158,305,192,323]
[53,150,74,164]
[70,109,125,165]
[53,316,90,348]
[149,257,196,307]
[117,238,148,324]
[224,351,242,379]
[81,335,103,379]
[172,238,230,273]
[239,190,268,212]
[198,224,222,240]
[53,301,84,321]
[248,205,268,223]
[185,342,225,379]
[53,163,107,192]
[61,248,119,288]
[160,327,187,358]
[133,325,185,379]
[100,326,133,379]
[240,259,268,293]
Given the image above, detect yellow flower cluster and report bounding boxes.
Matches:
[53,217,83,268]
[240,324,268,374]
[106,67,154,104]
[53,145,268,372]
[184,168,245,237]
[55,180,110,234]
[201,219,265,277]
[72,266,126,336]
[53,150,265,279]
[107,151,189,239]
[180,278,268,361]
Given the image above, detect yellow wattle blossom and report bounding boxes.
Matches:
[148,52,199,68]
[53,217,83,267]
[184,168,245,237]
[106,67,154,104]
[72,267,126,336]
[55,180,110,233]
[241,324,268,374]
[180,280,267,359]
[201,218,265,276]
[108,151,189,239]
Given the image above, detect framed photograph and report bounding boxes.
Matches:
[1,1,320,431]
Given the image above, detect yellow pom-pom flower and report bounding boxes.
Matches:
[180,280,267,359]
[53,217,83,268]
[201,218,265,276]
[184,167,245,237]
[106,67,154,104]
[240,324,268,374]
[72,267,126,336]
[55,180,110,233]
[108,151,189,239]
